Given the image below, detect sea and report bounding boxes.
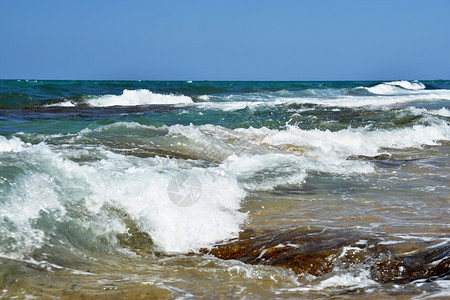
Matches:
[0,80,449,298]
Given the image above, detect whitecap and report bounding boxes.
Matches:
[366,80,425,95]
[0,138,246,255]
[87,89,193,106]
[260,122,449,159]
[0,136,28,152]
[44,100,77,107]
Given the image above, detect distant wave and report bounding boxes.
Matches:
[365,80,426,95]
[86,89,193,107]
[3,81,449,111]
[44,100,77,107]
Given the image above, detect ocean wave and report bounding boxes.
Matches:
[0,136,29,152]
[219,154,309,191]
[195,89,450,112]
[69,120,450,174]
[0,139,246,256]
[44,100,77,107]
[430,107,450,117]
[232,119,449,161]
[365,80,426,95]
[86,89,193,106]
[410,107,450,118]
[4,80,449,110]
[284,91,450,108]
[195,80,448,111]
[287,268,377,292]
[2,118,449,257]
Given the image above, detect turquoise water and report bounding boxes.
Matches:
[0,80,449,298]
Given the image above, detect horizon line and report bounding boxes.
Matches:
[1,78,448,82]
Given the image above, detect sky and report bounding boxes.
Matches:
[1,0,449,81]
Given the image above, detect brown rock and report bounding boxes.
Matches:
[202,227,450,283]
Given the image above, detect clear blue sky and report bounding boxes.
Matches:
[1,0,449,80]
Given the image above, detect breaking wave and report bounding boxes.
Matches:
[87,89,193,106]
[0,135,245,256]
[365,80,426,95]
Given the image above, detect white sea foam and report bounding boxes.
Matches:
[428,107,450,117]
[0,136,28,152]
[233,120,449,161]
[389,80,426,90]
[197,95,210,101]
[192,80,449,111]
[104,162,246,252]
[0,138,246,255]
[194,92,450,111]
[0,173,66,258]
[366,80,426,95]
[315,269,377,290]
[196,100,272,111]
[431,107,450,117]
[287,90,450,108]
[45,100,76,107]
[163,121,449,180]
[409,107,450,117]
[287,268,377,292]
[167,124,375,178]
[221,154,308,190]
[2,119,448,257]
[84,121,159,132]
[87,89,193,106]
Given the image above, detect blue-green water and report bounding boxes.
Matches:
[0,80,449,298]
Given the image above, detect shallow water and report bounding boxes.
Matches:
[0,80,449,298]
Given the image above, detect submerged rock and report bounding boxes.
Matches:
[202,227,450,283]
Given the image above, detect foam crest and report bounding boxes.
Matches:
[0,173,66,259]
[45,100,76,107]
[431,107,450,117]
[116,167,246,252]
[221,154,308,190]
[220,138,374,176]
[0,136,28,152]
[197,95,210,101]
[84,121,160,133]
[287,268,377,292]
[157,124,374,188]
[390,80,426,90]
[163,124,237,162]
[0,139,246,256]
[87,89,193,106]
[238,121,449,160]
[196,91,450,112]
[196,100,273,111]
[408,107,450,117]
[366,80,425,95]
[193,81,448,111]
[285,90,450,108]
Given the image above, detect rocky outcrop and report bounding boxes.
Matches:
[202,227,450,283]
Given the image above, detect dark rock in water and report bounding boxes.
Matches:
[203,227,363,276]
[372,245,450,284]
[347,153,392,161]
[202,227,450,283]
